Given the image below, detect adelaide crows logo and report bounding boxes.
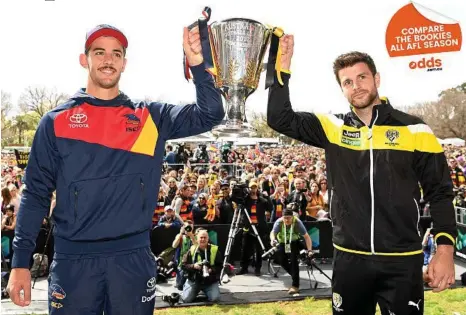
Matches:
[124,113,141,132]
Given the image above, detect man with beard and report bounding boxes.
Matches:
[7,24,224,314]
[267,35,456,315]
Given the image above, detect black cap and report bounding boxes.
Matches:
[220,180,229,187]
[283,209,294,216]
[5,204,14,212]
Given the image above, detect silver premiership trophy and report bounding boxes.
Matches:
[209,18,273,137]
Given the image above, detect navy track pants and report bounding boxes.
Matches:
[48,247,157,315]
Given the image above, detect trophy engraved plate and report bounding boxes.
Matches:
[210,18,272,137]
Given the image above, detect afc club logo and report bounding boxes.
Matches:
[124,113,141,132]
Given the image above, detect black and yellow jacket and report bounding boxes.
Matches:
[267,73,456,257]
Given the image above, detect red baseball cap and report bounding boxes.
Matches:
[85,24,128,52]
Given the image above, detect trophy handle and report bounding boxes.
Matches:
[264,26,286,89]
[183,7,216,81]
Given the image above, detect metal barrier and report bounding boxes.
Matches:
[163,163,244,179]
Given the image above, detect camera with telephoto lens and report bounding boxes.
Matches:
[231,182,249,205]
[299,249,314,266]
[184,225,193,233]
[155,257,176,283]
[262,244,279,259]
[161,293,180,306]
[201,260,210,278]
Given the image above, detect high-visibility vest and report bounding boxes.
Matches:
[189,244,218,266]
[276,217,300,244]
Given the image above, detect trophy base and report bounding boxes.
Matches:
[211,122,256,138]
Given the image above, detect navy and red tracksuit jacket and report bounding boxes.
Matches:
[11,64,224,268]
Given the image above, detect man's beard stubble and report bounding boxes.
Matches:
[350,89,379,110]
[91,68,121,89]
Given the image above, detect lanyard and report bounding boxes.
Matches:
[283,221,294,244]
[194,246,208,262]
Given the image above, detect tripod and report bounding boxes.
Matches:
[32,222,54,289]
[219,203,266,284]
[301,254,332,290]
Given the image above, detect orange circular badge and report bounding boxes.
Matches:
[386,3,462,57]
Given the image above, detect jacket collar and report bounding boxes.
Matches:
[348,97,393,127]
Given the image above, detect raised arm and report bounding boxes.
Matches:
[151,27,224,140]
[267,34,333,149]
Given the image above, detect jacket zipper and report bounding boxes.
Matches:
[413,198,421,236]
[329,188,334,226]
[369,110,379,255]
[74,188,78,221]
[140,178,145,211]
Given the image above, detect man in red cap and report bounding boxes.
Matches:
[7,23,224,314]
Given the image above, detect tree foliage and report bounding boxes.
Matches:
[406,82,466,139]
[1,82,465,147]
[18,86,68,118]
[249,111,294,144]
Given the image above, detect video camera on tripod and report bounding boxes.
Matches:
[231,182,249,205]
[219,182,267,284]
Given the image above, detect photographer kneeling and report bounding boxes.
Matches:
[269,206,313,294]
[181,229,222,303]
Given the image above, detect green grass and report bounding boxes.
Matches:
[20,288,466,315]
[153,288,466,315]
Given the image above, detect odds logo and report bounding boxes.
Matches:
[408,57,442,72]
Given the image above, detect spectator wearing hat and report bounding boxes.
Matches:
[269,207,313,295]
[157,206,183,229]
